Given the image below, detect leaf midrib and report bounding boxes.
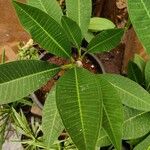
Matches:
[124,111,149,124]
[140,0,150,18]
[0,67,59,85]
[48,110,58,147]
[15,2,70,57]
[62,18,79,48]
[74,67,87,148]
[99,79,119,149]
[38,0,47,13]
[103,105,118,149]
[108,81,150,109]
[77,0,81,28]
[88,29,122,52]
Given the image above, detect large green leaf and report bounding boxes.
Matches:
[66,0,92,36]
[27,0,62,24]
[13,1,71,58]
[0,60,59,104]
[133,134,150,150]
[89,17,115,32]
[145,61,150,91]
[56,67,102,150]
[61,16,82,49]
[42,87,64,148]
[97,78,123,150]
[87,29,124,53]
[123,106,150,140]
[128,0,150,53]
[100,74,150,111]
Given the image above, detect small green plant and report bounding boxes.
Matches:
[1,0,150,150]
[18,39,39,60]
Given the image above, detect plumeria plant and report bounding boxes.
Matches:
[1,0,150,150]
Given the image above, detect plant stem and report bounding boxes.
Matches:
[78,47,82,59]
[61,63,76,70]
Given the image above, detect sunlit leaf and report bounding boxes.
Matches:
[89,17,115,32]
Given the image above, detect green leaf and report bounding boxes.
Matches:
[97,128,111,148]
[127,61,144,86]
[87,29,124,53]
[99,74,150,111]
[42,86,64,148]
[145,61,150,91]
[56,67,102,150]
[133,54,146,73]
[66,0,92,36]
[97,78,123,150]
[123,106,150,140]
[61,16,82,49]
[13,1,71,58]
[133,134,150,150]
[27,0,63,24]
[12,108,33,138]
[128,0,150,54]
[89,17,115,32]
[0,60,60,104]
